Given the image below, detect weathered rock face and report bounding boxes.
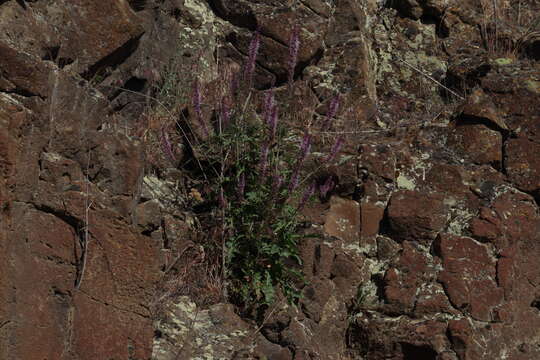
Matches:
[1,0,540,359]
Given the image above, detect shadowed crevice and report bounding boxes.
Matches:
[401,342,437,360]
[81,34,143,81]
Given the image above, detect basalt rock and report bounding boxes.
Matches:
[1,0,540,359]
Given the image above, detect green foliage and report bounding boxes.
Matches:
[200,117,309,308]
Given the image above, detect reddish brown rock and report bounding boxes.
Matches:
[383,241,440,314]
[1,0,540,359]
[323,196,360,245]
[436,234,503,321]
[213,0,327,79]
[0,42,53,97]
[504,138,540,195]
[0,0,144,76]
[449,123,502,166]
[387,190,447,242]
[425,164,467,194]
[471,189,539,249]
[358,143,396,182]
[459,88,508,130]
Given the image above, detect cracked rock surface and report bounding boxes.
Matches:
[1,0,540,359]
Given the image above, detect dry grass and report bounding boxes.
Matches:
[480,0,540,58]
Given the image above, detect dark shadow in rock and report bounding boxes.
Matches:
[420,14,449,38]
[531,298,540,312]
[128,0,147,12]
[15,0,27,10]
[43,46,74,69]
[206,0,258,31]
[524,39,540,60]
[124,76,147,93]
[401,342,437,360]
[81,34,143,81]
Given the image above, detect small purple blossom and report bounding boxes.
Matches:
[268,105,278,140]
[259,142,270,176]
[325,136,344,163]
[230,72,240,94]
[288,24,300,88]
[272,175,283,192]
[192,79,208,137]
[322,95,340,131]
[238,173,245,201]
[288,171,300,193]
[244,29,261,84]
[263,90,274,120]
[160,126,175,163]
[299,132,312,162]
[297,182,316,211]
[192,80,202,118]
[220,97,231,129]
[319,177,335,198]
[219,187,227,208]
[288,132,312,193]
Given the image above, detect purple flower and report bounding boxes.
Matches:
[325,136,344,163]
[299,132,312,162]
[272,175,283,192]
[230,72,240,94]
[262,90,277,135]
[238,173,245,201]
[220,97,231,129]
[319,177,335,198]
[263,90,274,120]
[160,126,175,163]
[288,132,312,193]
[268,105,278,140]
[192,80,202,118]
[259,142,270,176]
[322,95,340,131]
[219,187,227,208]
[244,29,261,85]
[297,182,316,211]
[192,80,208,137]
[288,171,300,193]
[288,24,300,88]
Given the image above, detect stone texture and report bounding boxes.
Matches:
[435,234,503,321]
[1,0,540,359]
[504,138,540,195]
[387,190,447,242]
[449,123,503,166]
[323,196,360,245]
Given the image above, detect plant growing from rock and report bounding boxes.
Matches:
[158,26,343,311]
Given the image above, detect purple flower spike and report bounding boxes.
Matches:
[238,173,245,201]
[288,171,300,193]
[219,187,227,209]
[272,175,283,192]
[259,142,270,176]
[160,126,175,163]
[319,177,335,198]
[244,29,261,85]
[230,72,240,94]
[325,136,344,163]
[192,79,208,137]
[263,90,274,120]
[297,182,316,211]
[299,132,312,162]
[322,95,340,131]
[288,132,312,194]
[288,24,300,87]
[268,105,278,140]
[192,80,202,118]
[220,98,231,129]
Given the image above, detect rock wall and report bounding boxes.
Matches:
[1,0,539,359]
